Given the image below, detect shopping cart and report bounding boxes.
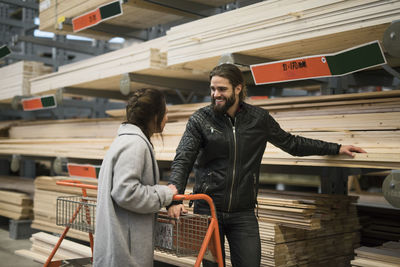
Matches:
[44,181,223,267]
[43,180,97,267]
[155,194,223,267]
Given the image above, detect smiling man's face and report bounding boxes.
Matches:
[210,75,240,115]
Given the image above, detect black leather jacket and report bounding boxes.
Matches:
[169,102,340,212]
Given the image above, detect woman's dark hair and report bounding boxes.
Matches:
[209,63,247,102]
[125,88,166,142]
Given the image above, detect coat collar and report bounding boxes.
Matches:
[118,123,149,144]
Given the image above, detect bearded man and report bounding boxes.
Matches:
[167,63,365,267]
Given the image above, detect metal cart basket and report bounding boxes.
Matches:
[156,194,223,267]
[44,180,97,267]
[44,181,223,267]
[56,196,96,233]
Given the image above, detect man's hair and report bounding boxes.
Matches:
[125,88,166,141]
[209,63,247,102]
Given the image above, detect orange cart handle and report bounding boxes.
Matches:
[56,180,98,190]
[172,194,223,267]
[173,194,218,220]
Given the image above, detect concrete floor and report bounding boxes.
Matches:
[0,224,42,267]
[0,219,176,267]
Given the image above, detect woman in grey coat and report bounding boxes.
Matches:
[93,88,177,267]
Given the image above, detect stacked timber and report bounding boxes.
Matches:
[0,91,399,169]
[107,90,400,122]
[38,0,234,39]
[30,37,167,95]
[357,205,400,247]
[166,0,400,69]
[32,176,97,241]
[0,190,33,220]
[225,190,361,267]
[0,175,35,197]
[31,176,198,267]
[15,232,91,264]
[29,36,208,96]
[0,61,52,102]
[32,176,360,266]
[32,176,359,266]
[0,176,35,220]
[351,242,400,267]
[257,189,359,230]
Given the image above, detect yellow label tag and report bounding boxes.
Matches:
[57,16,65,24]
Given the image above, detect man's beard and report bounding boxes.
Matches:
[212,93,236,115]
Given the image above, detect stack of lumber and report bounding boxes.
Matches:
[351,241,400,267]
[0,190,33,220]
[166,0,400,69]
[357,205,400,247]
[0,61,52,102]
[222,190,360,267]
[0,175,35,197]
[0,175,35,220]
[32,176,97,241]
[15,231,91,264]
[29,36,208,96]
[0,91,399,169]
[38,0,234,39]
[107,90,400,122]
[257,189,359,230]
[32,176,360,266]
[31,176,198,267]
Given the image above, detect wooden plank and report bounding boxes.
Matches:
[0,61,52,102]
[0,189,32,205]
[166,0,400,69]
[351,257,400,267]
[355,246,400,264]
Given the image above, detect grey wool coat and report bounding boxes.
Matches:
[93,123,174,267]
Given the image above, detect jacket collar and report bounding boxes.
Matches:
[118,123,150,144]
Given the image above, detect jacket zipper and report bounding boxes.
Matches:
[254,173,259,217]
[228,117,237,211]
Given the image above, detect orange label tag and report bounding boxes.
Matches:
[22,98,43,111]
[251,56,331,85]
[72,9,101,32]
[67,164,99,179]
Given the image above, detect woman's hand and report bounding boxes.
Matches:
[167,184,178,195]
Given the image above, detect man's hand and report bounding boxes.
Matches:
[166,184,187,223]
[339,145,367,157]
[167,204,187,220]
[167,184,178,195]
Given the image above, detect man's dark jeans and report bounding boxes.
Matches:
[195,206,261,267]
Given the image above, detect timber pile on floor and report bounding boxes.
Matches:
[357,205,400,247]
[15,231,91,264]
[223,190,360,267]
[0,61,52,102]
[351,241,400,267]
[166,0,400,69]
[32,176,360,266]
[32,176,97,242]
[31,176,198,266]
